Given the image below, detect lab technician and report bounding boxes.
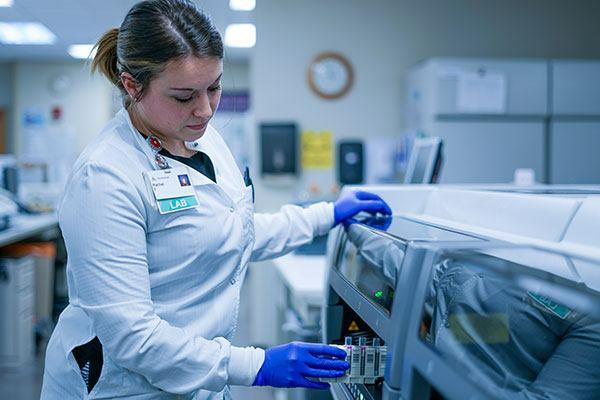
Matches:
[41,1,392,399]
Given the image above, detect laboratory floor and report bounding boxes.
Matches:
[0,353,45,399]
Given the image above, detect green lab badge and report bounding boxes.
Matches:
[527,291,572,319]
[157,195,198,214]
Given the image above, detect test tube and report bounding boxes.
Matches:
[379,345,387,378]
[350,337,361,382]
[337,337,353,383]
[359,337,367,376]
[364,342,376,383]
[343,336,353,377]
[373,338,381,377]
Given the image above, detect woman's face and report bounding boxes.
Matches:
[134,55,223,142]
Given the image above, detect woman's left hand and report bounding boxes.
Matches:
[333,190,392,226]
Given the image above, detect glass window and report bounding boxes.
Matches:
[336,226,403,313]
[419,248,600,399]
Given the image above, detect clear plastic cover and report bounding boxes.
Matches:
[419,247,600,399]
[337,225,400,313]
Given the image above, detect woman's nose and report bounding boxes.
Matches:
[192,94,212,119]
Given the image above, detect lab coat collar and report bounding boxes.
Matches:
[116,108,159,171]
[117,108,211,171]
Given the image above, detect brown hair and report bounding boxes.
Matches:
[91,0,223,108]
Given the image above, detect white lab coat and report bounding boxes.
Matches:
[41,109,334,399]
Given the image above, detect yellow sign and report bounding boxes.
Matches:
[301,130,333,169]
[348,320,360,332]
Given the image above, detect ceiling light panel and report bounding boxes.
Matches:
[229,0,255,11]
[0,22,57,44]
[224,23,255,48]
[68,44,96,59]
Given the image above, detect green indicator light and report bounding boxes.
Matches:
[374,291,383,299]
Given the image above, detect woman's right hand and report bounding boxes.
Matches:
[334,190,392,226]
[252,341,349,389]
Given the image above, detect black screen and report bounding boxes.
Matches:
[260,123,297,175]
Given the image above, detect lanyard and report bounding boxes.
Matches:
[147,135,171,170]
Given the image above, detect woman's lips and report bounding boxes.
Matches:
[187,123,207,131]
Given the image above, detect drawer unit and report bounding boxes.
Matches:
[0,256,36,368]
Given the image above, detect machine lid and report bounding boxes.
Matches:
[355,215,484,243]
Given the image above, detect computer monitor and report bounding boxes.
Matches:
[404,137,443,184]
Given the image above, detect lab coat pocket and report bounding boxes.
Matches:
[242,184,254,211]
[240,185,255,239]
[87,351,149,400]
[42,325,91,399]
[72,337,104,395]
[68,338,123,400]
[52,311,98,397]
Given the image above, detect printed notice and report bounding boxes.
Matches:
[457,72,507,114]
[301,130,333,169]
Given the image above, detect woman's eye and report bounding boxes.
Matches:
[208,85,221,93]
[174,97,193,103]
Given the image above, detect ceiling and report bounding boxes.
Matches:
[0,0,254,62]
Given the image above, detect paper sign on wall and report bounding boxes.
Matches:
[457,72,507,114]
[301,130,333,169]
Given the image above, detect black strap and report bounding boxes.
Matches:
[72,337,103,393]
[160,148,217,183]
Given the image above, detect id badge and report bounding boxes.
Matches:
[145,168,199,214]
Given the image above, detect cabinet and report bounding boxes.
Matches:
[552,61,600,115]
[0,256,35,368]
[550,122,600,184]
[550,61,600,183]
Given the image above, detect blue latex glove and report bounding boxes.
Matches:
[334,190,392,226]
[253,342,349,389]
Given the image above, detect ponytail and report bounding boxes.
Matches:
[91,28,121,89]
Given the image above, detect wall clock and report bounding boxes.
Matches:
[307,52,353,100]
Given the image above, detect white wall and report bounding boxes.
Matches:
[222,61,250,91]
[13,61,113,155]
[251,0,600,211]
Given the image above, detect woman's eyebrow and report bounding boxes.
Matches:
[169,74,223,91]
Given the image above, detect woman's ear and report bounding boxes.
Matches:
[121,72,141,101]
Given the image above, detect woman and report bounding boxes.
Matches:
[41,1,392,399]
